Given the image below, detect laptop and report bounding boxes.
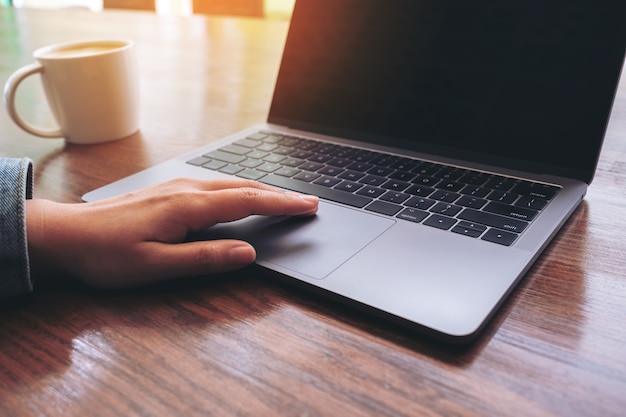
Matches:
[83,0,626,343]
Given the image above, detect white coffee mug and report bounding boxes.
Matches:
[3,39,139,145]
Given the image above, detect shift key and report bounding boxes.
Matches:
[458,208,529,233]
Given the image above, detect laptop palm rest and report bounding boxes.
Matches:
[189,201,395,280]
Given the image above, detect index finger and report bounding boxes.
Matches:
[182,185,319,230]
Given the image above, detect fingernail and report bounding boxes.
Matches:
[285,192,319,203]
[299,195,319,204]
[230,244,256,266]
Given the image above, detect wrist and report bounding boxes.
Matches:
[25,199,72,288]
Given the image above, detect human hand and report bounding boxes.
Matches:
[25,178,319,289]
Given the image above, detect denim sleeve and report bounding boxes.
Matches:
[0,158,34,299]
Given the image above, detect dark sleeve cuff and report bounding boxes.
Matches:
[0,158,34,299]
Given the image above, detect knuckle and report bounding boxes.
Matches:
[164,177,193,188]
[195,244,219,269]
[237,187,264,202]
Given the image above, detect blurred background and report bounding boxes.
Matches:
[1,0,296,19]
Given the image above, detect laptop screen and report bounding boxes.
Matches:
[269,0,626,183]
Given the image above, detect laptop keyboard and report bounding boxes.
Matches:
[186,131,560,246]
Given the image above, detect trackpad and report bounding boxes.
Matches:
[190,202,395,279]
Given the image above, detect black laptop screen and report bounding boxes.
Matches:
[268,0,626,183]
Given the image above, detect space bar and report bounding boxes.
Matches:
[260,174,372,208]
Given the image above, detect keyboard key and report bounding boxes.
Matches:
[368,166,394,177]
[311,143,337,154]
[481,229,518,246]
[389,171,416,181]
[300,162,324,171]
[186,156,211,166]
[263,154,286,163]
[405,185,435,197]
[456,195,488,209]
[412,175,439,186]
[511,182,559,200]
[274,167,301,177]
[346,162,374,172]
[412,164,440,176]
[430,190,460,203]
[273,146,295,155]
[203,150,246,164]
[327,158,352,167]
[221,144,252,155]
[313,176,342,187]
[404,196,435,210]
[382,179,410,191]
[334,181,363,193]
[332,148,356,158]
[391,159,420,171]
[202,160,227,170]
[365,200,403,216]
[278,136,301,147]
[360,175,387,186]
[245,133,266,141]
[318,166,345,176]
[339,170,366,181]
[236,169,266,180]
[260,133,282,143]
[247,150,270,159]
[423,214,457,230]
[309,154,333,163]
[380,191,410,204]
[291,150,314,159]
[487,190,518,204]
[240,158,264,168]
[435,180,464,192]
[219,164,244,175]
[295,141,319,151]
[356,186,385,198]
[483,201,539,221]
[458,172,488,186]
[257,143,279,152]
[281,158,305,167]
[257,162,282,173]
[350,151,377,163]
[451,221,487,238]
[458,208,529,233]
[429,203,462,217]
[434,168,463,181]
[515,197,548,210]
[370,155,399,167]
[484,177,516,192]
[460,185,490,198]
[294,171,321,182]
[396,208,429,223]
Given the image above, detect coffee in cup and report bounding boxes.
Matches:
[3,39,139,145]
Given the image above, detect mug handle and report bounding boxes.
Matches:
[3,62,64,138]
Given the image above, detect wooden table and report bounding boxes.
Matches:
[1,7,625,417]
